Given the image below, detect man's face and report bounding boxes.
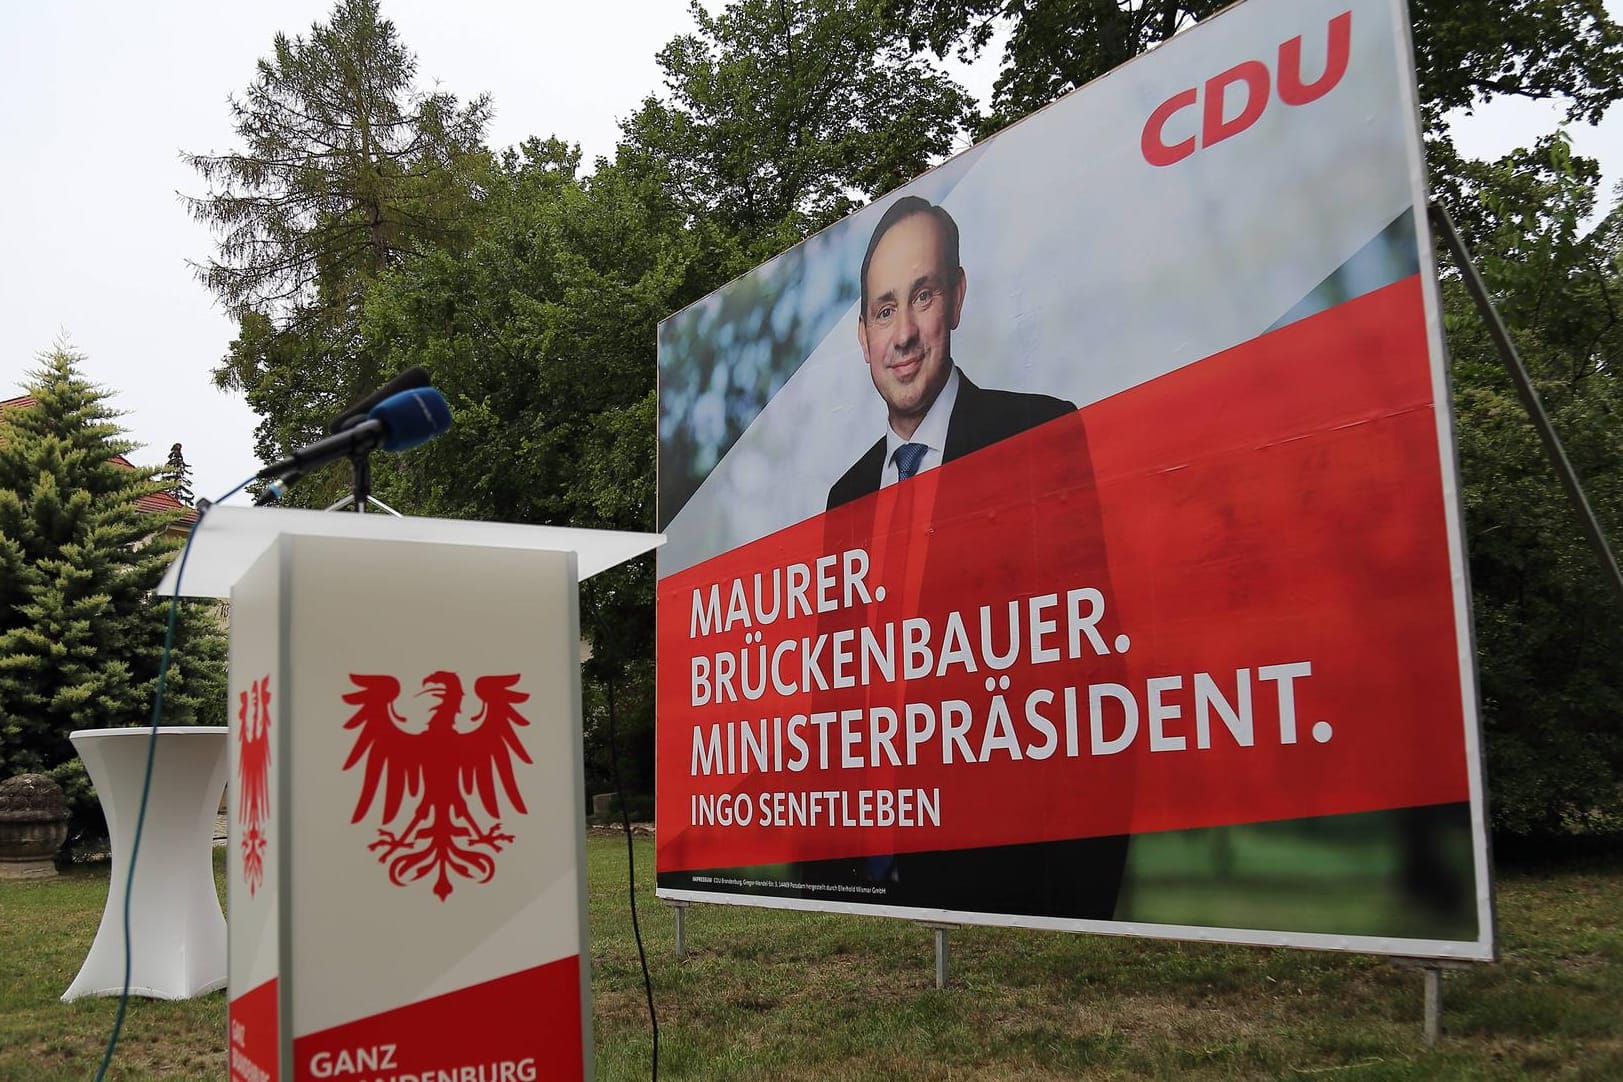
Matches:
[858,212,966,438]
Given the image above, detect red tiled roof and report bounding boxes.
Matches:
[136,491,199,524]
[2,400,198,527]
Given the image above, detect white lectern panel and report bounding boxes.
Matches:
[160,505,662,600]
[228,547,283,1082]
[212,518,644,1082]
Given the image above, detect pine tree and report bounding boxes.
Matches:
[186,0,490,504]
[165,442,195,507]
[0,346,228,850]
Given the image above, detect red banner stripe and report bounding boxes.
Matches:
[657,277,1467,872]
[291,957,583,1082]
[230,977,279,1082]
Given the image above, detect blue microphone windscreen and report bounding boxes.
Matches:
[370,387,452,452]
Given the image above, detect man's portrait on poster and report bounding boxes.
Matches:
[810,195,1128,920]
[828,196,1078,509]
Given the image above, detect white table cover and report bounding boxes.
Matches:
[62,727,228,1001]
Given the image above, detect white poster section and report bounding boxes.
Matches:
[162,506,661,1082]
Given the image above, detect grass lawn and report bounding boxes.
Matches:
[2,837,1619,1080]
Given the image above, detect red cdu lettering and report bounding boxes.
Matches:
[1278,10,1351,106]
[1140,10,1353,166]
[1201,60,1270,148]
[1141,87,1199,167]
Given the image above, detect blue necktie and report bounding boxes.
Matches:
[893,442,928,481]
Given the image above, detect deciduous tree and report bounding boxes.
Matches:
[1442,138,1623,835]
[618,0,975,257]
[361,140,697,795]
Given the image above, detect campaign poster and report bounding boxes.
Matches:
[655,0,1494,959]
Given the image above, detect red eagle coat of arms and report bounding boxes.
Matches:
[237,675,273,895]
[340,672,533,900]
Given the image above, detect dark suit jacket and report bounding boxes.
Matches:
[808,368,1130,921]
[827,373,1077,510]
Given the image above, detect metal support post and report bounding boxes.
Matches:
[923,922,957,989]
[1428,200,1623,608]
[670,901,688,961]
[1423,965,1442,1047]
[1391,956,1469,1044]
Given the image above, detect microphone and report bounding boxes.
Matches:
[257,387,451,483]
[327,366,431,434]
[255,367,435,502]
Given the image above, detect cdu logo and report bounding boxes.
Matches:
[1141,10,1352,166]
[341,672,533,900]
[237,674,273,896]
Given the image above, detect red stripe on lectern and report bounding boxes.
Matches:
[656,275,1468,872]
[230,977,278,1082]
[292,956,583,1082]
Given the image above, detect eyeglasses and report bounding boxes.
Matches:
[869,287,945,328]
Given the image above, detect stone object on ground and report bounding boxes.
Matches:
[0,773,70,880]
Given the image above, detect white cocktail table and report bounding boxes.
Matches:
[62,726,229,1001]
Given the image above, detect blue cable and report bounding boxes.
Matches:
[93,476,254,1082]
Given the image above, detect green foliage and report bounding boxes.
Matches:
[363,141,681,527]
[581,566,659,799]
[361,140,696,795]
[0,348,228,852]
[186,0,491,493]
[1408,0,1623,133]
[617,0,974,257]
[1442,137,1623,835]
[884,0,1223,139]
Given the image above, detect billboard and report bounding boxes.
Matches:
[655,0,1494,959]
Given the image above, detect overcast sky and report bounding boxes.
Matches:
[3,0,1620,505]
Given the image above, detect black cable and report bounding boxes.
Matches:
[93,477,251,1082]
[587,585,658,1082]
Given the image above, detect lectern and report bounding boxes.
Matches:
[161,506,661,1082]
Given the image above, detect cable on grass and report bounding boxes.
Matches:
[585,583,659,1082]
[94,476,252,1082]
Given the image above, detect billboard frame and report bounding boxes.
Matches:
[654,0,1497,964]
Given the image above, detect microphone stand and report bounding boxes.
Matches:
[321,445,403,516]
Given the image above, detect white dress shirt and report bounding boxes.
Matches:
[880,366,961,489]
